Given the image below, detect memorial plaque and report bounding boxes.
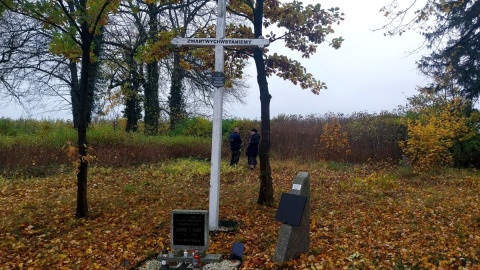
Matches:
[275,193,307,226]
[171,210,209,251]
[211,72,225,87]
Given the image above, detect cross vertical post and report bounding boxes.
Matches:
[208,0,226,231]
[171,1,269,232]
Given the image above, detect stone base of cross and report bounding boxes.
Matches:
[171,0,269,231]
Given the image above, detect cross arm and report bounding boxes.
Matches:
[171,37,270,49]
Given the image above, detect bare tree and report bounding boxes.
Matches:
[0,12,72,116]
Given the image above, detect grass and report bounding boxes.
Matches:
[0,159,479,269]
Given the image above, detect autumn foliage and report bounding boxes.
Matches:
[1,159,479,269]
[318,117,351,161]
[400,98,480,172]
[1,116,480,268]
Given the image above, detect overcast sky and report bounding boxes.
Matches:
[227,0,429,119]
[0,0,429,120]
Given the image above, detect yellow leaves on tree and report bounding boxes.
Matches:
[49,32,82,62]
[225,23,254,39]
[401,98,479,172]
[319,117,351,161]
[102,88,123,116]
[265,53,326,94]
[63,141,96,174]
[45,0,120,61]
[139,31,177,62]
[86,0,121,34]
[228,0,254,21]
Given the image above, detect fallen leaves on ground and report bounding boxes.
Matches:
[1,160,479,269]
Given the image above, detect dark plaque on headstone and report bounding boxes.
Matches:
[275,193,307,226]
[171,210,209,251]
[211,72,225,87]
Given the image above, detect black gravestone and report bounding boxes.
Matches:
[171,210,209,251]
[273,172,310,263]
[275,193,307,226]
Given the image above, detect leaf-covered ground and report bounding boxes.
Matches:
[1,160,479,269]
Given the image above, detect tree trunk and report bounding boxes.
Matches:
[144,3,160,135]
[253,48,274,205]
[124,53,141,132]
[253,0,274,206]
[169,52,185,130]
[75,23,93,218]
[144,61,159,135]
[69,61,80,129]
[75,122,89,218]
[85,28,104,124]
[124,87,141,132]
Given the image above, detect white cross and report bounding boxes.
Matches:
[171,0,269,231]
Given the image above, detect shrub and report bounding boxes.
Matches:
[345,111,407,163]
[451,134,480,168]
[222,118,260,139]
[222,119,238,135]
[319,117,351,161]
[171,117,212,137]
[271,113,406,163]
[0,118,18,136]
[400,98,479,172]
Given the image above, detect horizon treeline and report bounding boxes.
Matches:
[2,108,479,178]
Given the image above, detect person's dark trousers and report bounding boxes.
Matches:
[230,150,241,166]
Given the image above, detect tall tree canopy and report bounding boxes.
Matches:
[1,0,344,211]
[0,12,74,117]
[226,0,344,204]
[0,0,120,217]
[380,0,480,101]
[97,0,250,131]
[419,0,480,101]
[380,0,480,170]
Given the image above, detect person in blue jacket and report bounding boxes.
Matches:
[246,128,260,170]
[229,127,242,166]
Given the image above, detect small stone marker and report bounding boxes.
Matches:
[171,210,209,251]
[272,172,310,263]
[169,210,222,266]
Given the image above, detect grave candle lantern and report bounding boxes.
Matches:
[161,248,169,269]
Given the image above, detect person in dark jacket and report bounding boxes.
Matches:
[246,128,260,170]
[229,127,242,166]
